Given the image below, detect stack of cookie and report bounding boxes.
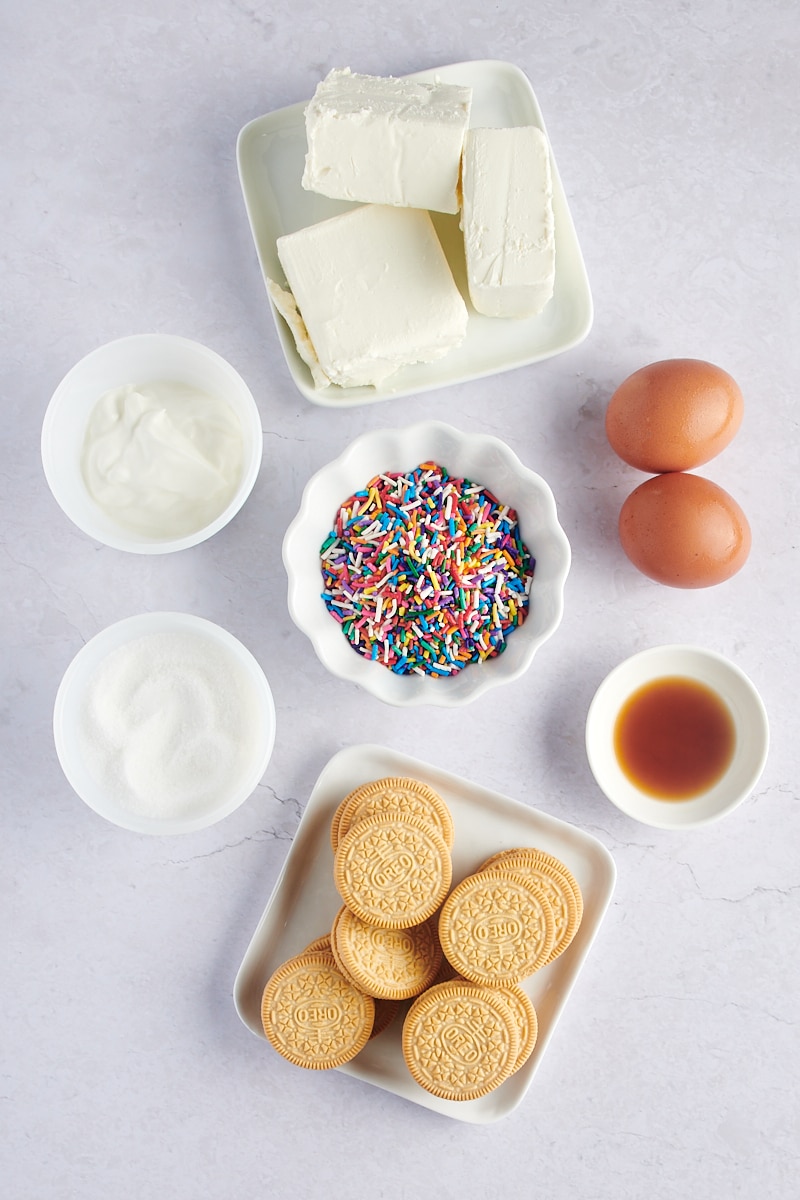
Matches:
[403,847,583,1101]
[260,777,583,1103]
[261,777,453,1071]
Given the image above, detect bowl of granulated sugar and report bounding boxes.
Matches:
[54,612,276,834]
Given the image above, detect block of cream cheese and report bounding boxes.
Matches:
[272,204,469,389]
[302,68,472,215]
[461,126,556,318]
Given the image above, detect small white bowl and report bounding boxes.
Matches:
[585,645,769,829]
[282,420,571,706]
[41,334,263,554]
[53,612,276,834]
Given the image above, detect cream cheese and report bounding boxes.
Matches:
[301,67,472,215]
[81,381,244,538]
[272,204,468,389]
[266,279,331,389]
[461,126,556,319]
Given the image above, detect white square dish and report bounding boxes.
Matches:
[236,60,593,407]
[233,744,616,1123]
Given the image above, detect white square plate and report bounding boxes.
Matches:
[233,744,615,1123]
[236,60,593,407]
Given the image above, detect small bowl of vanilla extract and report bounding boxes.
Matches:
[585,645,769,829]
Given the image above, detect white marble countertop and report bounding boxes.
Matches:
[3,2,798,1196]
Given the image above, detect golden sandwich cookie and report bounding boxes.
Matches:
[302,934,333,955]
[329,793,351,854]
[334,906,443,1000]
[479,847,583,963]
[323,911,402,1039]
[261,950,374,1070]
[438,867,555,985]
[402,979,520,1101]
[334,813,452,929]
[334,776,454,851]
[491,982,539,1072]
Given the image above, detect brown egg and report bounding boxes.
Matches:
[606,359,744,473]
[619,472,751,588]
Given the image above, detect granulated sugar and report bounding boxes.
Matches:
[77,629,264,820]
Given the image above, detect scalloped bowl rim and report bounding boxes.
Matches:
[282,420,571,707]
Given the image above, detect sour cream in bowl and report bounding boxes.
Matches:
[41,334,263,553]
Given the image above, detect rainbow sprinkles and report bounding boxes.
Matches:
[320,462,535,677]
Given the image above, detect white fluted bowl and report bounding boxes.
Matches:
[282,420,571,707]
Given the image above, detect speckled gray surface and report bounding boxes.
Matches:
[3,2,798,1196]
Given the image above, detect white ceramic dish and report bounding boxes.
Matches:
[585,645,769,830]
[236,59,593,406]
[233,744,616,1123]
[41,334,263,553]
[53,612,276,834]
[282,420,571,707]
